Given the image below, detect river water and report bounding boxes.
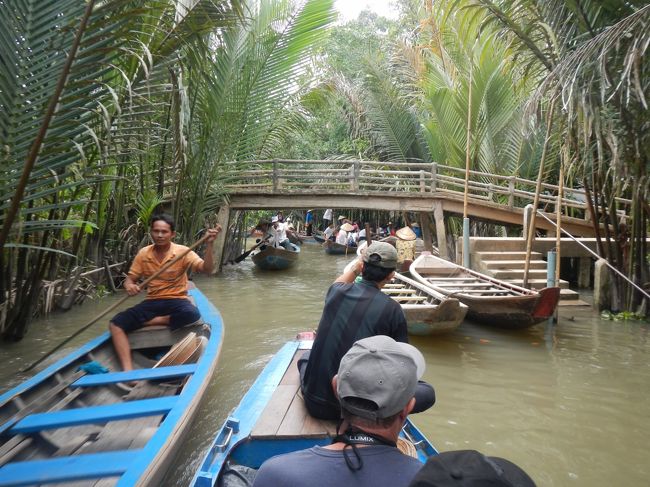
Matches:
[1,241,648,486]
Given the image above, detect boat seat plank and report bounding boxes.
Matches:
[72,364,197,387]
[251,385,296,437]
[391,296,427,302]
[10,396,177,434]
[383,289,416,294]
[0,450,137,485]
[279,356,302,387]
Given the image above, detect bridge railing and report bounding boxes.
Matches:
[222,159,630,218]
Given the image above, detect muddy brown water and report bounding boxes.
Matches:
[1,241,648,486]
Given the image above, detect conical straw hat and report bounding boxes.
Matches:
[396,226,416,241]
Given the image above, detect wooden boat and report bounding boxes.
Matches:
[384,273,467,335]
[190,334,438,486]
[322,239,355,255]
[345,247,467,335]
[312,232,326,243]
[410,253,561,329]
[0,285,224,486]
[251,243,300,270]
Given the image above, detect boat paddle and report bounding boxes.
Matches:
[20,233,213,374]
[233,235,271,263]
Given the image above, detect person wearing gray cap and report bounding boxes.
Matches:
[299,241,435,420]
[253,336,427,487]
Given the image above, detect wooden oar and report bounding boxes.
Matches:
[21,233,212,374]
[233,235,270,263]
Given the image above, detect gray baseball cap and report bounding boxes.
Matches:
[337,335,425,420]
[363,241,398,269]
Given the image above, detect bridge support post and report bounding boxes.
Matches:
[578,257,591,288]
[432,201,448,260]
[420,212,434,253]
[212,205,231,274]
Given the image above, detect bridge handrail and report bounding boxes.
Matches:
[220,159,631,216]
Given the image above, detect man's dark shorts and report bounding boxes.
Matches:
[111,298,200,332]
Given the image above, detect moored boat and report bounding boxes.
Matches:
[410,253,560,329]
[0,285,224,486]
[251,243,300,270]
[191,334,437,486]
[345,247,467,335]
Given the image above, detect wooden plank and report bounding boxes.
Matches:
[72,364,197,387]
[251,385,297,437]
[391,296,427,302]
[0,450,137,485]
[11,396,177,434]
[279,356,301,387]
[276,393,310,437]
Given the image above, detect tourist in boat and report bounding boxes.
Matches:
[336,222,354,245]
[409,450,536,487]
[254,335,427,487]
[109,214,221,372]
[324,222,336,241]
[396,225,417,271]
[298,241,435,420]
[270,215,293,250]
[411,222,422,239]
[322,208,333,230]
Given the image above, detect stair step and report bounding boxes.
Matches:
[475,251,543,261]
[505,278,570,289]
[483,260,547,270]
[491,269,548,280]
[559,288,581,300]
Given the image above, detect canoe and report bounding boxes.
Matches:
[410,253,561,329]
[345,246,467,335]
[312,232,326,243]
[384,274,468,335]
[251,243,300,270]
[0,286,224,486]
[191,334,438,486]
[322,240,355,255]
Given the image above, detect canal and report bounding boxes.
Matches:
[1,241,648,486]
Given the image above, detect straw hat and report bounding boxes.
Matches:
[396,226,416,241]
[340,222,354,232]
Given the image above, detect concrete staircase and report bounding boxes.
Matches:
[469,240,587,306]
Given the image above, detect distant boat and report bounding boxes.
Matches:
[0,285,224,486]
[251,243,300,270]
[312,232,326,243]
[322,240,355,255]
[190,333,438,486]
[410,253,560,329]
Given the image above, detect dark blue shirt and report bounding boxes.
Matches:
[302,279,408,415]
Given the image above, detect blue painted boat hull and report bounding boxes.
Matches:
[191,338,437,486]
[0,286,224,487]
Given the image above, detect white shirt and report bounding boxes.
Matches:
[276,222,288,242]
[323,209,332,220]
[324,226,335,238]
[359,228,366,238]
[336,230,348,245]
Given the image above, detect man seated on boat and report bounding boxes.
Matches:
[324,222,336,241]
[299,241,435,420]
[254,336,427,487]
[109,214,221,372]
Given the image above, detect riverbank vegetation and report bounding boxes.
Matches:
[1,0,648,339]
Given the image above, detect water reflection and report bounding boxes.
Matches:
[1,241,648,486]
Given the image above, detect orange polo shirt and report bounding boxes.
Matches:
[128,243,204,300]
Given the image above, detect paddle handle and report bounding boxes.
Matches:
[21,233,211,373]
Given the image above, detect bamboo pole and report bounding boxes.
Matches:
[462,65,473,268]
[523,98,556,288]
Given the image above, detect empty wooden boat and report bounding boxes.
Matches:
[0,286,224,486]
[410,253,560,329]
[251,243,300,270]
[191,333,437,486]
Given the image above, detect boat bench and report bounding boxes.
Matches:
[72,364,197,387]
[0,450,137,485]
[9,396,177,434]
[252,353,336,438]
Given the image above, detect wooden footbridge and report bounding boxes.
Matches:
[216,159,629,239]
